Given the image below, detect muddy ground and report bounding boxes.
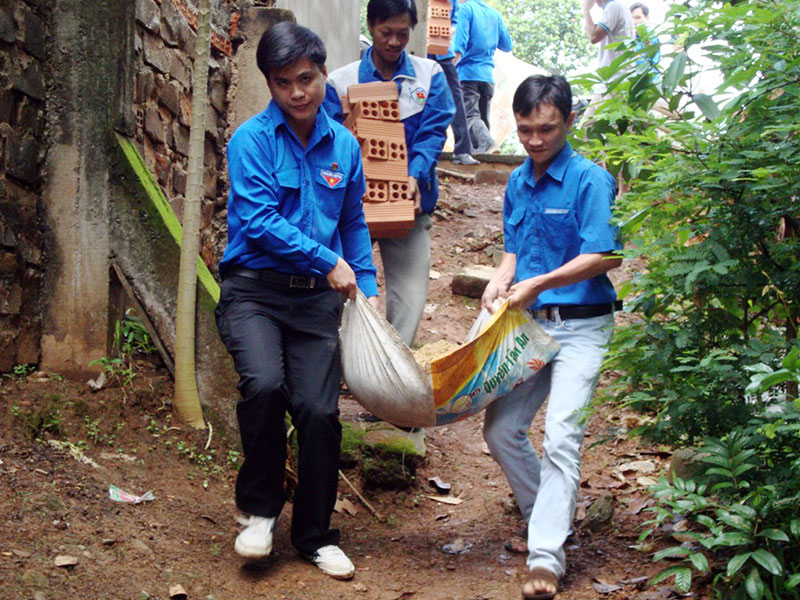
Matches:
[0,176,701,600]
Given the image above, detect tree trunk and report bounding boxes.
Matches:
[173,0,211,429]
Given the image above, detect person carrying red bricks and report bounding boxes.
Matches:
[323,0,455,348]
[214,22,378,580]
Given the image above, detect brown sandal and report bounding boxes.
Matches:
[521,566,559,600]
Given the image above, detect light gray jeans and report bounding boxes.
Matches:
[483,311,614,577]
[376,213,433,347]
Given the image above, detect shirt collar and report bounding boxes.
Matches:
[266,99,332,147]
[360,47,416,81]
[523,141,574,185]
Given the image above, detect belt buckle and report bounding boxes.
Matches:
[289,275,313,289]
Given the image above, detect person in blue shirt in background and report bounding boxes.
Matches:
[481,75,622,599]
[215,22,378,581]
[630,2,661,82]
[428,0,480,165]
[324,0,455,348]
[453,0,512,154]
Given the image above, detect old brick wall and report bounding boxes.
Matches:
[133,0,238,277]
[0,0,49,371]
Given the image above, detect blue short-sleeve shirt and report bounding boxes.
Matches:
[219,101,378,297]
[504,142,620,309]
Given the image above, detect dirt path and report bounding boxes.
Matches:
[0,179,679,600]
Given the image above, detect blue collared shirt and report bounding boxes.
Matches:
[453,0,512,83]
[428,0,459,61]
[504,142,620,309]
[323,48,455,214]
[219,101,378,297]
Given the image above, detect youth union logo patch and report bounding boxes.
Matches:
[411,87,427,105]
[321,169,344,188]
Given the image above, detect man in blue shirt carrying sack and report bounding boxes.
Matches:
[214,22,378,580]
[453,0,512,154]
[480,75,622,599]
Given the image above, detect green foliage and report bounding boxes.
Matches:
[10,393,63,439]
[483,0,594,77]
[115,309,156,357]
[10,364,36,378]
[576,1,800,596]
[641,427,800,599]
[584,0,800,444]
[90,355,137,388]
[90,310,157,396]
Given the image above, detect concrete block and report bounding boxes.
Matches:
[0,90,14,123]
[209,79,225,113]
[451,264,496,298]
[168,51,191,88]
[135,0,161,34]
[0,6,15,44]
[135,69,154,104]
[158,80,181,116]
[0,251,17,275]
[143,32,170,74]
[171,164,187,196]
[144,107,166,144]
[13,64,45,101]
[22,9,46,59]
[4,134,40,184]
[0,280,22,314]
[172,122,189,156]
[0,331,14,371]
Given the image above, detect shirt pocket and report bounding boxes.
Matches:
[313,165,348,220]
[276,167,300,190]
[540,207,576,250]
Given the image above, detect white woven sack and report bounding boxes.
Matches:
[339,290,436,427]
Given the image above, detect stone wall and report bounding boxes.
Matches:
[0,0,49,371]
[133,0,238,276]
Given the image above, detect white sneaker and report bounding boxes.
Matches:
[306,545,355,579]
[234,515,277,558]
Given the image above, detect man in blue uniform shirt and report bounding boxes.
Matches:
[453,0,512,153]
[481,75,622,599]
[428,0,479,165]
[323,0,455,348]
[215,22,377,580]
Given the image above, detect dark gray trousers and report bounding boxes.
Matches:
[215,274,344,555]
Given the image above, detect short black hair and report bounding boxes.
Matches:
[630,2,650,16]
[367,0,418,28]
[512,75,573,121]
[256,22,326,80]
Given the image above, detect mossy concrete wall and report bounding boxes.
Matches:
[111,134,238,432]
[40,0,135,374]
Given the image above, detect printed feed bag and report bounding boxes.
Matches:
[339,291,560,428]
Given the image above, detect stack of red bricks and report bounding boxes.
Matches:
[426,0,452,55]
[342,81,414,238]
